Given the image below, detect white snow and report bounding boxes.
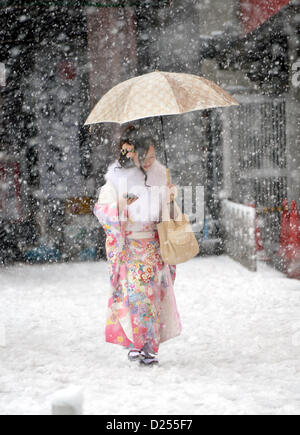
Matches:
[0,256,300,415]
[50,386,83,415]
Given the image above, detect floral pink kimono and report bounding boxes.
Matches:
[93,159,182,354]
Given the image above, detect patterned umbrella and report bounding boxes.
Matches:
[85,70,239,125]
[84,70,239,181]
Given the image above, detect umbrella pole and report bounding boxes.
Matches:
[160,116,170,184]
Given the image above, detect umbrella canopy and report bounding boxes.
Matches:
[84,70,239,126]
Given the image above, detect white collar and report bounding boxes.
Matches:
[104,159,167,188]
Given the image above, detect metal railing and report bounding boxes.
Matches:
[221,94,287,258]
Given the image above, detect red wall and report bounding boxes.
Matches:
[240,0,291,34]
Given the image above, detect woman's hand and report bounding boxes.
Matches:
[166,182,177,203]
[118,196,138,214]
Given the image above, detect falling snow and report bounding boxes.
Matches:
[0,0,300,416]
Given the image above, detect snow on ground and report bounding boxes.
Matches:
[0,255,300,415]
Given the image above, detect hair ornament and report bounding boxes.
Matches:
[121,143,135,156]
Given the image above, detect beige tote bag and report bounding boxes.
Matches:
[157,199,200,265]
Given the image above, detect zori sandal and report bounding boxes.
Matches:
[139,350,159,366]
[128,349,142,361]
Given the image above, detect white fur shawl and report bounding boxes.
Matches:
[103,159,169,223]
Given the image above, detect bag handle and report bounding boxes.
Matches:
[161,198,183,222]
[162,167,182,221]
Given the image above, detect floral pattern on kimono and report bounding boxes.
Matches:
[94,180,182,354]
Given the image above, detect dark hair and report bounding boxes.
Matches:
[115,125,157,187]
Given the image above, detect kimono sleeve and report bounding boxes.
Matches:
[93,181,128,239]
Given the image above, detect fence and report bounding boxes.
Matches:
[222,200,257,272]
[221,94,287,258]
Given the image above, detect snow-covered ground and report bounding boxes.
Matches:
[0,255,300,415]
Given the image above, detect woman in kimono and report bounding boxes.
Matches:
[93,126,182,366]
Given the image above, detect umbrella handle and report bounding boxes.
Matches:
[160,116,171,184]
[166,167,171,184]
